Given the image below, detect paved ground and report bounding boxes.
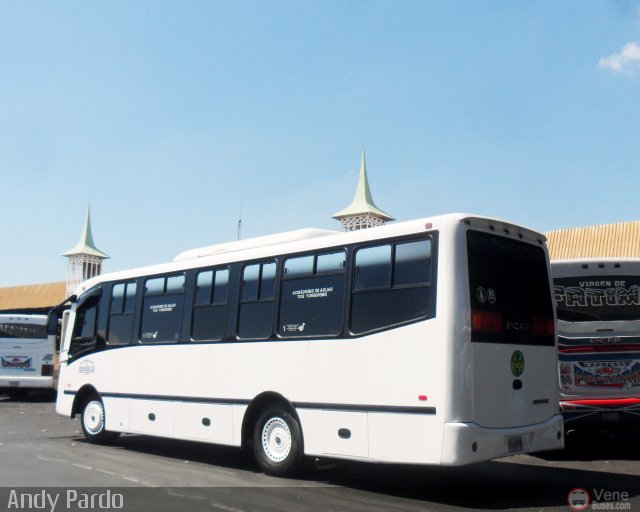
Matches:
[1,391,639,511]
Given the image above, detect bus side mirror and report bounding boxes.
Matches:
[60,310,72,355]
[46,311,60,336]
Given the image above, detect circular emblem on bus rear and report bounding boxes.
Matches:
[511,350,525,377]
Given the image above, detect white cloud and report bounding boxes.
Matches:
[598,41,640,73]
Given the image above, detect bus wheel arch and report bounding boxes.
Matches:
[242,392,304,476]
[71,385,99,418]
[74,386,120,445]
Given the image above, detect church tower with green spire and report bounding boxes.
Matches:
[62,207,109,295]
[332,148,394,231]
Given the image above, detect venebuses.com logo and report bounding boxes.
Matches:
[568,487,631,511]
[568,489,590,511]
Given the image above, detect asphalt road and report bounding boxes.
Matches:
[1,391,639,512]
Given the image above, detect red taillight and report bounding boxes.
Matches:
[41,364,54,377]
[532,316,554,337]
[471,310,503,333]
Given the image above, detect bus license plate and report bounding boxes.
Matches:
[600,412,620,423]
[508,436,523,453]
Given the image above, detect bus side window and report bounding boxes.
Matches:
[140,274,186,343]
[354,245,392,290]
[279,251,346,338]
[351,239,432,334]
[238,262,277,340]
[192,268,229,342]
[107,281,137,345]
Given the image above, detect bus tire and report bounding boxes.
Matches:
[252,406,303,477]
[80,396,120,445]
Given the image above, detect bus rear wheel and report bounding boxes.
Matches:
[252,406,303,477]
[80,396,120,445]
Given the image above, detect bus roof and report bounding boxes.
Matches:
[0,314,48,324]
[71,213,545,296]
[173,228,338,262]
[551,257,640,266]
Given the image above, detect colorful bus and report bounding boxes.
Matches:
[0,314,57,397]
[56,214,563,476]
[553,258,640,427]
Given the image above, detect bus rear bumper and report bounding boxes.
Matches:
[561,398,640,428]
[0,376,54,390]
[440,414,564,466]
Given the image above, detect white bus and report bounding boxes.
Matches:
[56,214,563,476]
[0,314,57,397]
[552,258,640,428]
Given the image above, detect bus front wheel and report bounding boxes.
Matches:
[80,396,120,445]
[252,406,303,477]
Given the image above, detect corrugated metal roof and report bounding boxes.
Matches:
[0,282,66,311]
[545,221,640,260]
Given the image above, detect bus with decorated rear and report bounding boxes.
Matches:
[55,214,563,476]
[552,258,640,428]
[0,314,57,398]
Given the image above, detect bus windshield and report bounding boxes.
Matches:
[0,323,47,340]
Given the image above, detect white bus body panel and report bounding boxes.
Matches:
[472,345,558,428]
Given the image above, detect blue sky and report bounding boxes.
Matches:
[2,1,640,286]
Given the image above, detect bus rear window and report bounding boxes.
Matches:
[467,231,554,346]
[0,323,47,339]
[554,276,640,322]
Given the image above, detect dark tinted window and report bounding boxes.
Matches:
[317,251,346,273]
[284,255,314,277]
[110,284,125,315]
[0,323,47,339]
[394,240,431,286]
[280,251,346,338]
[166,275,185,294]
[195,270,214,306]
[108,281,137,345]
[140,274,185,343]
[554,276,640,322]
[124,282,137,313]
[145,277,165,295]
[192,268,229,342]
[241,265,260,301]
[351,239,432,334]
[354,245,391,290]
[260,262,276,299]
[70,288,102,357]
[213,269,229,304]
[73,294,100,340]
[467,231,554,345]
[238,262,276,339]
